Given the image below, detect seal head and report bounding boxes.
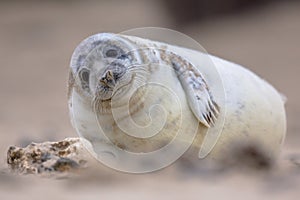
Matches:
[70,33,144,104]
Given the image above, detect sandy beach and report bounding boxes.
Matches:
[0,0,299,199]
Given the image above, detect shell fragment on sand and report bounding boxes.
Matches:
[7,138,90,174]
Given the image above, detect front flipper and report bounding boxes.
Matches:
[170,53,220,127]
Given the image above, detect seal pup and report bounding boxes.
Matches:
[68,33,286,169]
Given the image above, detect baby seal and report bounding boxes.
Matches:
[68,33,286,171]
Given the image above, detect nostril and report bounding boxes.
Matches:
[105,70,114,80]
[99,78,107,85]
[99,70,117,87]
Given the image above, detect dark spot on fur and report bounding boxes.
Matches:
[76,55,86,72]
[91,40,102,48]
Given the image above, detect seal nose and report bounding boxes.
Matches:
[100,63,126,87]
[99,70,115,88]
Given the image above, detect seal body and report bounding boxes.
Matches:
[68,33,286,165]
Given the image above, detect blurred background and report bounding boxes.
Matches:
[0,0,299,199]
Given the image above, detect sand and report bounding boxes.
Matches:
[0,0,299,199]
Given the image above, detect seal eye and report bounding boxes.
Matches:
[79,68,90,90]
[105,49,118,58]
[80,69,89,83]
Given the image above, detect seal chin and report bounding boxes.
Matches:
[95,87,114,101]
